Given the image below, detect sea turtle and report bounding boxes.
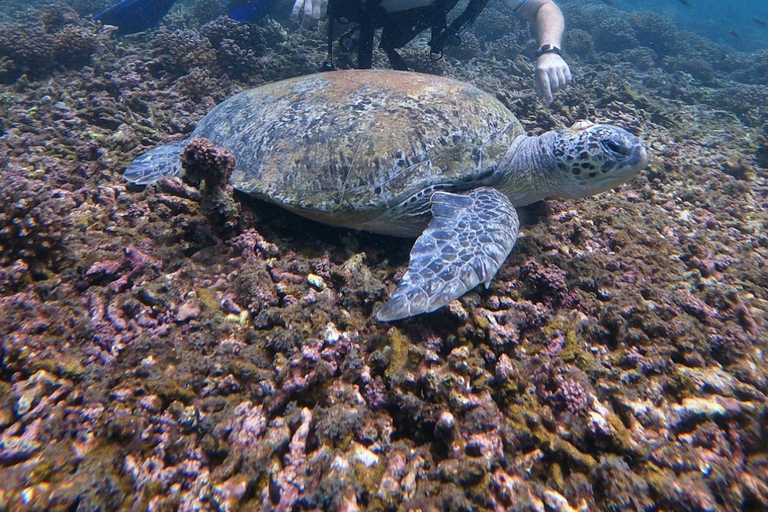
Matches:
[124,70,648,321]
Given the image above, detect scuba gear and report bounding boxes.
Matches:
[320,0,491,71]
[427,0,490,58]
[339,27,361,51]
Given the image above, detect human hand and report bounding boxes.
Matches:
[535,53,572,104]
[291,0,328,28]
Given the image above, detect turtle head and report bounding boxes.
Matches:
[548,121,648,199]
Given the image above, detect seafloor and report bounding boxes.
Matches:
[1,0,767,510]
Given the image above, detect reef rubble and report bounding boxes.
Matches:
[0,1,767,511]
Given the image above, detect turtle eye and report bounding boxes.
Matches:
[602,139,630,156]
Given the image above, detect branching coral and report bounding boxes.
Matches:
[622,47,657,72]
[200,16,269,78]
[664,56,715,84]
[181,137,241,232]
[0,4,101,83]
[564,29,596,60]
[0,1,767,510]
[147,28,220,77]
[0,172,74,270]
[628,11,678,56]
[190,0,228,25]
[564,4,638,53]
[181,137,235,189]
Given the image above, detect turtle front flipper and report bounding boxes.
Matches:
[377,187,519,322]
[123,140,189,185]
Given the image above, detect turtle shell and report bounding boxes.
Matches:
[189,69,523,231]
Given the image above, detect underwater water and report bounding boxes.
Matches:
[642,0,768,52]
[561,0,768,52]
[1,0,767,510]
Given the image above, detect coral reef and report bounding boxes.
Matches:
[201,16,270,79]
[0,171,74,271]
[757,123,768,169]
[0,4,103,83]
[628,10,679,56]
[563,28,596,60]
[181,137,241,232]
[0,1,767,511]
[147,27,221,77]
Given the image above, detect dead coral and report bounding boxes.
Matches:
[190,0,228,25]
[0,0,768,510]
[518,259,577,309]
[628,11,678,56]
[199,16,271,79]
[0,4,102,83]
[181,137,241,233]
[147,28,220,77]
[592,456,654,511]
[0,172,74,271]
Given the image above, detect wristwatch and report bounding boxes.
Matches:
[536,44,562,57]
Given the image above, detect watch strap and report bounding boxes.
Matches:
[536,44,562,57]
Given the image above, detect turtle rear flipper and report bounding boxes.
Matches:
[377,187,519,322]
[123,140,188,185]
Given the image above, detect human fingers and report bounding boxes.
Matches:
[549,68,562,92]
[556,59,572,88]
[291,0,304,19]
[535,68,544,99]
[312,0,321,22]
[536,69,553,104]
[302,0,315,28]
[319,0,328,18]
[554,68,567,92]
[537,54,558,91]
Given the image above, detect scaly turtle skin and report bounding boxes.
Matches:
[124,70,649,321]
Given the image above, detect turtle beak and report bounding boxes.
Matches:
[629,143,649,170]
[617,136,649,176]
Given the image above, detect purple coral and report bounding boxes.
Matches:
[519,259,577,309]
[0,4,100,83]
[181,137,235,189]
[179,137,242,232]
[0,172,74,269]
[534,367,590,416]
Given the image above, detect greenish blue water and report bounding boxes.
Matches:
[565,0,768,52]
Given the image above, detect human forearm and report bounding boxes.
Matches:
[532,1,564,48]
[514,0,571,104]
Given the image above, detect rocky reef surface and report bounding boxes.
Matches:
[0,1,767,511]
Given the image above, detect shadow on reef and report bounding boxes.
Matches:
[0,1,767,511]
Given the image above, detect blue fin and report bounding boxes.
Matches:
[227,0,278,21]
[123,140,188,185]
[94,0,177,35]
